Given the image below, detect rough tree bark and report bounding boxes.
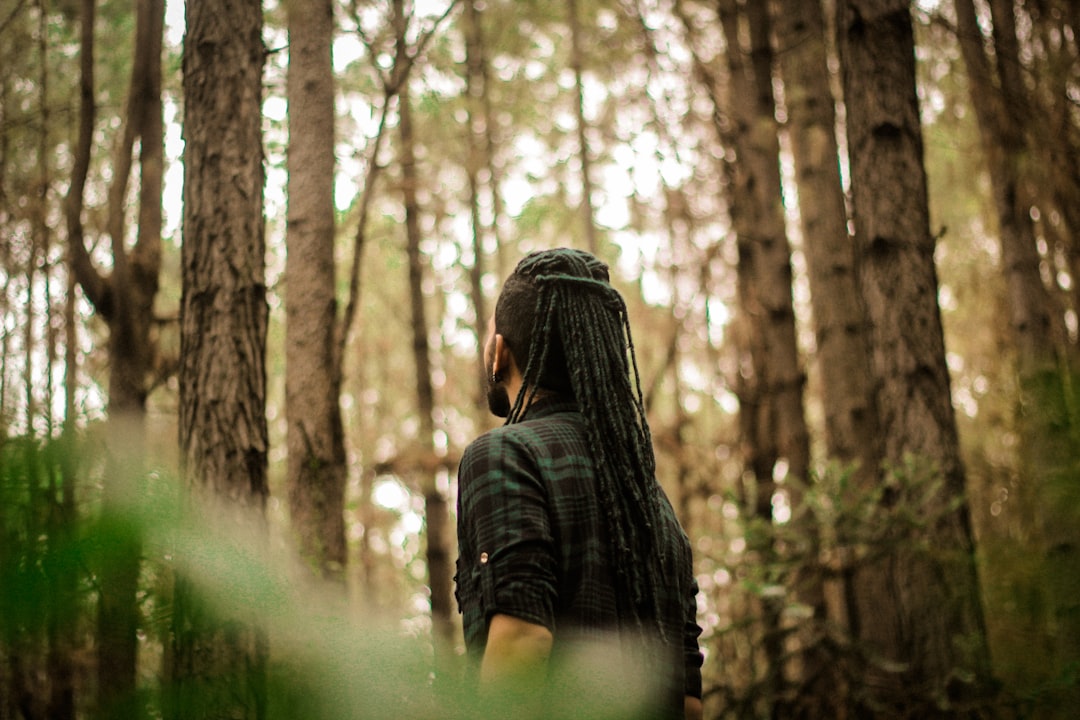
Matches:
[773,0,878,474]
[285,0,347,583]
[716,0,813,708]
[771,0,876,713]
[731,0,810,490]
[836,0,995,712]
[171,0,268,717]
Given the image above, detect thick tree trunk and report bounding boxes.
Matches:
[772,0,874,713]
[715,0,813,708]
[285,0,347,583]
[773,0,878,473]
[673,0,785,704]
[836,0,995,712]
[740,0,810,497]
[173,1,268,717]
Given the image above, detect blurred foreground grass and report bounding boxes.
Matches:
[0,436,662,719]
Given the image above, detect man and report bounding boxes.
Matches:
[455,248,704,720]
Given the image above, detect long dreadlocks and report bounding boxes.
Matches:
[494,247,672,640]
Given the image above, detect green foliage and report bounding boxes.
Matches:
[1,436,686,719]
[704,456,1001,717]
[1008,367,1080,715]
[0,437,80,638]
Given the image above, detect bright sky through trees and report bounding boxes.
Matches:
[156,0,730,391]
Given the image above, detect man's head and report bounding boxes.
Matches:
[483,248,613,418]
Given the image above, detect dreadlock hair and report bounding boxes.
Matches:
[495,247,672,640]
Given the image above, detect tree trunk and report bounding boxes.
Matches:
[60,0,164,713]
[24,186,37,435]
[285,0,347,583]
[716,1,814,709]
[476,9,509,281]
[567,0,599,254]
[674,0,786,705]
[1031,4,1080,333]
[836,0,995,712]
[774,0,878,474]
[954,0,1057,370]
[172,1,268,717]
[740,0,811,490]
[956,0,1080,701]
[398,83,456,671]
[42,10,76,692]
[392,0,454,672]
[35,0,52,438]
[99,0,164,706]
[50,253,79,720]
[772,0,874,713]
[747,0,820,708]
[463,0,491,411]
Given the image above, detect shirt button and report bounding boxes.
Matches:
[479,552,489,564]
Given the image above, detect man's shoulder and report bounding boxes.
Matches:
[461,411,588,471]
[464,421,527,452]
[459,423,532,474]
[471,410,581,444]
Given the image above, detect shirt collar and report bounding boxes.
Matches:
[515,394,578,421]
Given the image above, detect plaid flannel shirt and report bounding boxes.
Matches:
[455,397,703,716]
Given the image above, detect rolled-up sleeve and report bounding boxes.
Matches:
[683,571,704,698]
[456,431,558,651]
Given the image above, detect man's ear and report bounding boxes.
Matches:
[492,333,512,378]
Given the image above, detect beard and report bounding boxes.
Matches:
[487,383,511,418]
[485,360,511,418]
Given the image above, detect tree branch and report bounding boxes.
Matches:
[105,15,153,290]
[334,90,394,378]
[0,0,30,37]
[65,0,113,319]
[334,0,461,376]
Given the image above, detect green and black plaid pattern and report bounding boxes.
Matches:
[455,398,703,712]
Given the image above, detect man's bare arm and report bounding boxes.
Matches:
[480,613,554,687]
